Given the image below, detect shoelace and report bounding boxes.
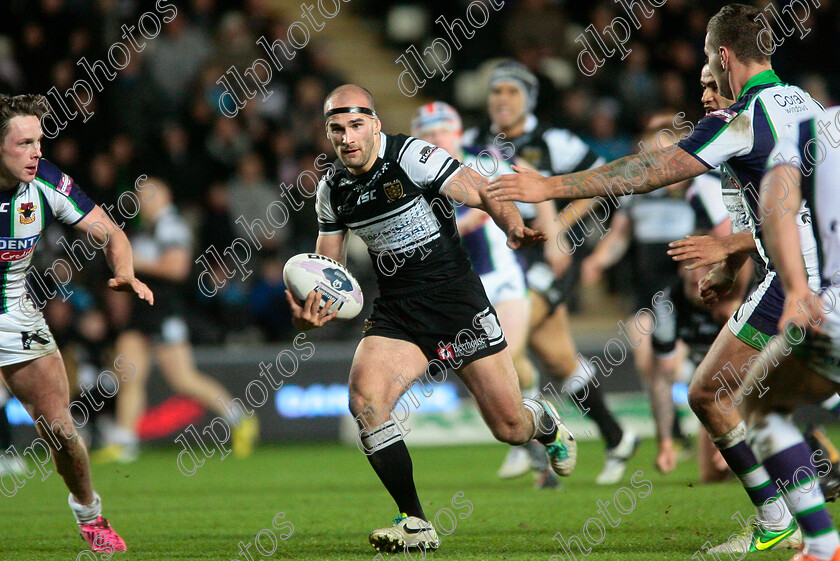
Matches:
[392,513,408,525]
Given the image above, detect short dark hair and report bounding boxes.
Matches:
[0,94,47,142]
[707,4,770,65]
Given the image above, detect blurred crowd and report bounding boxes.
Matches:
[0,0,837,358]
[369,0,838,139]
[0,0,350,356]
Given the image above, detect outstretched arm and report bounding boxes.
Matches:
[73,206,153,304]
[667,232,756,270]
[487,146,708,203]
[443,166,546,249]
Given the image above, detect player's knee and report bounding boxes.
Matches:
[687,379,714,416]
[348,387,386,420]
[489,416,529,445]
[347,391,368,418]
[35,415,76,450]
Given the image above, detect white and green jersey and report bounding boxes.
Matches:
[770,107,840,289]
[768,107,840,380]
[0,158,95,315]
[678,69,822,280]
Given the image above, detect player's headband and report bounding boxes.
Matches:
[324,106,377,119]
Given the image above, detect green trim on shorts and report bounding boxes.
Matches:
[735,322,772,351]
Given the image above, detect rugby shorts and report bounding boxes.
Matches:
[127,299,189,345]
[363,272,507,367]
[789,284,840,383]
[0,296,58,367]
[728,271,785,350]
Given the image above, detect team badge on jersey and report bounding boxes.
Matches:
[17,202,37,224]
[383,180,403,201]
[519,146,543,165]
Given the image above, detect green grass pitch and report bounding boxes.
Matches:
[3,436,836,560]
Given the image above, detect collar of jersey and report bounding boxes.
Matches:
[736,69,782,101]
[0,183,21,199]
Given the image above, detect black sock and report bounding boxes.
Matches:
[672,411,685,441]
[573,381,623,449]
[0,404,10,448]
[365,438,425,519]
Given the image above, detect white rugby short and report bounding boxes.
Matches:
[791,285,840,383]
[0,296,58,367]
[479,265,527,307]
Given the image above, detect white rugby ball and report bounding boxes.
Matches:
[283,253,364,320]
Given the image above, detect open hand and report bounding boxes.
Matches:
[487,165,553,203]
[507,226,547,249]
[668,235,728,269]
[108,276,154,305]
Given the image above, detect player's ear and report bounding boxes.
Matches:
[373,118,381,134]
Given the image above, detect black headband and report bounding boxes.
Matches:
[325,106,377,119]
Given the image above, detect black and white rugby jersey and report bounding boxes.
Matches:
[316,132,471,295]
[686,169,730,232]
[463,114,604,221]
[130,204,192,303]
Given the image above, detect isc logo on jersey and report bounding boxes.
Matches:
[357,191,377,204]
[0,234,39,261]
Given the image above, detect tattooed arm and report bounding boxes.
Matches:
[487,146,709,203]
